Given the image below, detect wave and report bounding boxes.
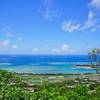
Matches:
[29,63,39,65]
[47,62,67,64]
[0,63,12,65]
[46,62,90,65]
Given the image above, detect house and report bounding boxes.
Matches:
[66,85,76,88]
[28,84,35,86]
[48,76,56,79]
[24,87,34,92]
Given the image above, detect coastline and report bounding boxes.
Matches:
[70,66,95,69]
[81,66,94,69]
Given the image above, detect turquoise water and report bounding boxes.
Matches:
[0,55,96,74]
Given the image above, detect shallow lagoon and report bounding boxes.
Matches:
[0,55,96,74]
[0,62,96,74]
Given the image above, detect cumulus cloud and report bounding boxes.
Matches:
[32,48,38,52]
[53,49,61,52]
[82,11,98,30]
[61,44,70,51]
[5,32,13,37]
[12,45,18,49]
[61,44,74,52]
[61,20,80,32]
[53,44,75,53]
[88,0,100,10]
[0,40,10,46]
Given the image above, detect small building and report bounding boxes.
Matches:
[28,84,35,86]
[22,81,28,83]
[24,87,34,92]
[48,76,56,79]
[66,85,76,88]
[74,80,79,82]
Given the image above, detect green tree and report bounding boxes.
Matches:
[0,70,24,100]
[88,48,100,74]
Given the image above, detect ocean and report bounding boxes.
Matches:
[0,55,96,74]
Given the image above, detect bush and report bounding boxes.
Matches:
[89,84,96,90]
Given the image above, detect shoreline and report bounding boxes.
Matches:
[81,66,94,69]
[70,66,95,69]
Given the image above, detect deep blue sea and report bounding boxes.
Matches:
[0,55,96,74]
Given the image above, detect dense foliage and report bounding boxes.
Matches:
[0,70,100,100]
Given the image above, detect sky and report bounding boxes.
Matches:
[0,0,100,55]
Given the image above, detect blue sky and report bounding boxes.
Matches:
[0,0,100,55]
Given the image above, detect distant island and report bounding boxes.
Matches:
[70,64,95,69]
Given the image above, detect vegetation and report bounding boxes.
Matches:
[1,70,100,100]
[0,70,24,100]
[88,48,100,74]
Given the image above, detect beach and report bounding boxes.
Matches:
[81,66,94,69]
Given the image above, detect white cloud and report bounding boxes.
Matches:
[91,24,100,32]
[12,45,18,49]
[61,11,100,32]
[53,44,75,53]
[18,37,22,43]
[44,9,60,20]
[0,40,10,46]
[32,48,38,52]
[53,49,60,52]
[5,32,13,37]
[91,28,96,32]
[88,11,94,19]
[82,11,98,30]
[61,44,70,51]
[2,25,11,32]
[88,0,100,10]
[61,44,74,52]
[39,0,61,20]
[44,0,54,8]
[61,20,80,32]
[18,37,22,41]
[83,43,88,47]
